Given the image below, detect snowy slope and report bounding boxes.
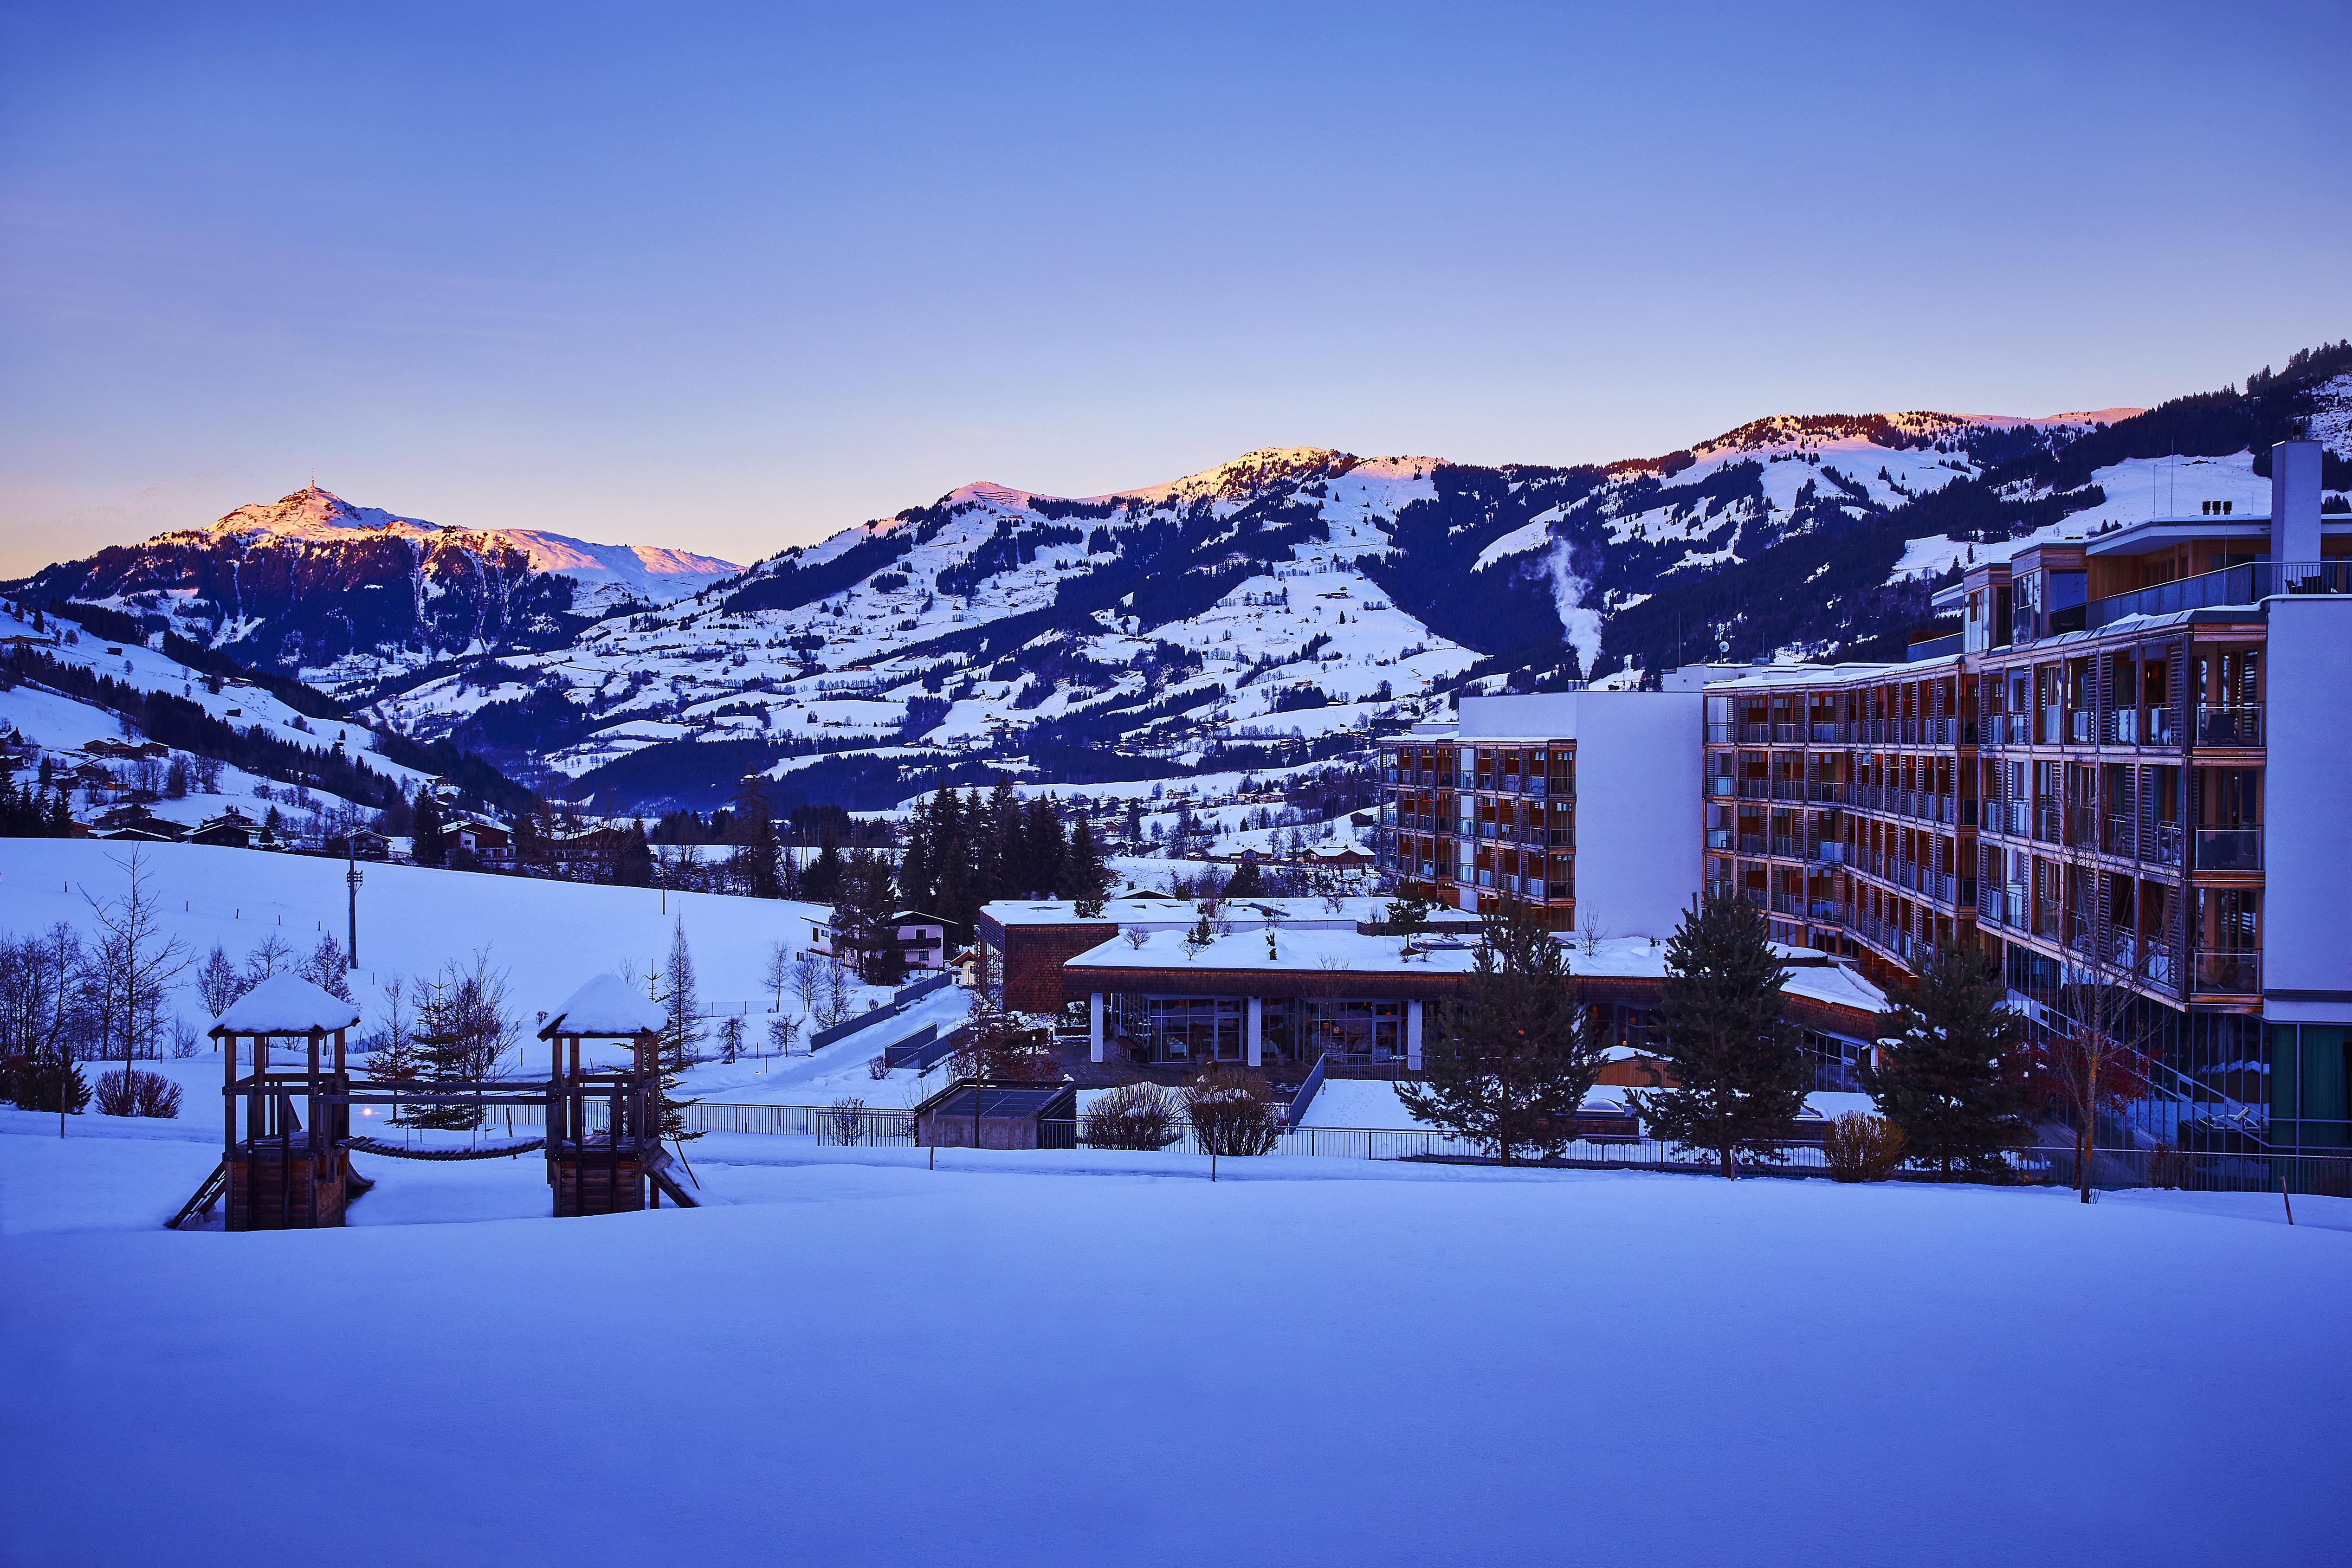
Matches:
[0,601,446,836]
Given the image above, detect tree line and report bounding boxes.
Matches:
[1406,891,2134,1195]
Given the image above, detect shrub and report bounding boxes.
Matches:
[1081,1081,1182,1151]
[2144,1141,2195,1191]
[1184,1066,1286,1156]
[3,1049,90,1114]
[1822,1112,1906,1183]
[866,1052,891,1080]
[94,1067,184,1119]
[825,1096,867,1146]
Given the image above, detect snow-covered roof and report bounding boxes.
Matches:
[541,974,670,1038]
[982,896,1390,929]
[210,972,363,1036]
[1066,929,1886,1016]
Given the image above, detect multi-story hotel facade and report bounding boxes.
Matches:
[1379,442,2352,1154]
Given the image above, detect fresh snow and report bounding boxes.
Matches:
[0,839,853,1088]
[544,973,671,1037]
[208,972,362,1036]
[2,1108,2347,1567]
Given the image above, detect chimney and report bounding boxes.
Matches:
[2269,439,2322,568]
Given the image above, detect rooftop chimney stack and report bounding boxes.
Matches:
[2269,438,2321,570]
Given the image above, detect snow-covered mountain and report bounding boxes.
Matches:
[5,486,736,695]
[362,404,2254,815]
[19,342,2349,820]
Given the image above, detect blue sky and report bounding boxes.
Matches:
[3,0,2346,575]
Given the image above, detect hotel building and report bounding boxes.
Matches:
[1378,441,2352,1153]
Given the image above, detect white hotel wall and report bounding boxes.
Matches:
[2260,595,2352,1024]
[1456,691,1702,940]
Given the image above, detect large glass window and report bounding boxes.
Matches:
[1301,999,1405,1064]
[1108,996,1245,1063]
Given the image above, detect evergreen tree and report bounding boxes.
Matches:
[660,917,703,1071]
[408,972,480,1131]
[1861,944,2033,1179]
[5,1045,89,1114]
[932,785,978,935]
[833,851,904,985]
[897,795,935,913]
[410,788,446,867]
[1065,818,1111,917]
[1385,888,1434,957]
[1023,795,1066,897]
[614,819,653,887]
[1398,903,1606,1164]
[985,778,1021,897]
[1222,858,1263,897]
[726,778,782,898]
[803,830,843,904]
[1627,895,1811,1179]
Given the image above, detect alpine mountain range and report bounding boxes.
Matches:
[11,342,2350,815]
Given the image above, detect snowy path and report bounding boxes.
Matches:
[4,1112,2348,1567]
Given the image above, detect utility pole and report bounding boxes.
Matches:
[346,819,363,968]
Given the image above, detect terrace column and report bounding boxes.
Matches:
[1089,992,1105,1064]
[1406,999,1424,1071]
[1246,996,1263,1068]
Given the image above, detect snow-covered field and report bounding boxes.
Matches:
[0,838,876,1082]
[2,1108,2346,1567]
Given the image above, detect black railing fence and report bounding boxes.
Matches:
[634,1101,2352,1194]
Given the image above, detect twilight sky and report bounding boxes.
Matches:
[3,0,2347,577]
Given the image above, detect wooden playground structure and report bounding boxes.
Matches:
[169,973,697,1231]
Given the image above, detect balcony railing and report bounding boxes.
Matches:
[2193,827,2262,872]
[2196,705,2263,749]
[2087,559,2352,629]
[2191,952,2261,995]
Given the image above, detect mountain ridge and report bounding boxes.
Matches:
[12,343,2349,817]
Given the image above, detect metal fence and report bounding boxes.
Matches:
[650,1099,2352,1194]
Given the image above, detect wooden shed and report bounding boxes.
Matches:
[914,1078,1078,1151]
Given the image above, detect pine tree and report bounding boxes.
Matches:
[614,819,653,887]
[717,1015,745,1065]
[985,777,1022,897]
[1627,895,1811,1179]
[365,978,424,1121]
[410,788,446,867]
[660,918,703,1071]
[730,801,782,900]
[804,830,843,904]
[1398,903,1606,1164]
[1385,888,1433,957]
[1023,795,1066,897]
[1222,858,1263,897]
[1862,944,2033,1179]
[1066,818,1111,917]
[408,972,480,1131]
